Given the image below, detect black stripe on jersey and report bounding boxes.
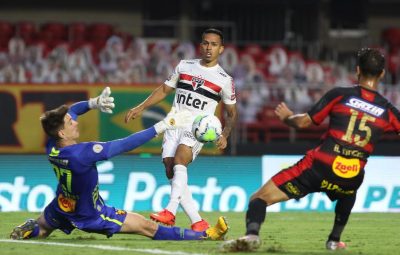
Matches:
[177,82,221,102]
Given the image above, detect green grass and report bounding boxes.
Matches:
[1,211,399,255]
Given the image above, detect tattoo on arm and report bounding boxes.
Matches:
[222,104,237,138]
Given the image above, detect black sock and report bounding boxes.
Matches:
[328,195,356,242]
[245,198,267,236]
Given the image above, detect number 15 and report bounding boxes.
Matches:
[342,109,376,147]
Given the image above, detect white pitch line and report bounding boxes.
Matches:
[0,239,207,255]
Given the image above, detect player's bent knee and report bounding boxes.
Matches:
[251,180,289,206]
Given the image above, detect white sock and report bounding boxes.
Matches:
[165,164,187,215]
[180,184,202,224]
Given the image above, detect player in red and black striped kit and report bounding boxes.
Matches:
[222,48,400,252]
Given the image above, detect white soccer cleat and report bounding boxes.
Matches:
[220,234,261,252]
[326,240,347,250]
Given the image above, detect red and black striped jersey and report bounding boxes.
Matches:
[307,85,400,160]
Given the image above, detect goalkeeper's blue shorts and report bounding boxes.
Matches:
[44,199,127,237]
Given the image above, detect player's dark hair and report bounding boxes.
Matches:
[40,104,69,140]
[357,48,385,78]
[202,28,224,45]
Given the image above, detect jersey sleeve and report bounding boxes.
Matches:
[221,77,236,104]
[387,103,400,134]
[164,61,182,88]
[307,88,343,125]
[68,101,90,120]
[75,127,158,166]
[73,142,111,166]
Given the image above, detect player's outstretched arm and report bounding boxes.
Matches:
[275,102,312,129]
[125,84,174,123]
[105,110,191,158]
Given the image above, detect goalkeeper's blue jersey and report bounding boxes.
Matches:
[44,100,113,220]
[43,101,157,221]
[46,138,111,220]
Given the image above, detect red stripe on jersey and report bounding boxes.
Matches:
[272,150,314,186]
[314,150,367,168]
[329,129,373,153]
[332,104,389,134]
[314,149,336,166]
[373,116,390,130]
[332,104,352,115]
[312,96,343,124]
[179,73,222,93]
[333,104,385,123]
[180,73,194,82]
[388,109,400,133]
[361,88,376,102]
[204,80,222,93]
[328,129,345,141]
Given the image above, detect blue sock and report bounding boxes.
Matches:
[22,219,39,239]
[182,229,207,240]
[153,225,181,240]
[153,225,206,240]
[29,224,40,238]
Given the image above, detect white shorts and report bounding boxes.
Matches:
[162,126,204,160]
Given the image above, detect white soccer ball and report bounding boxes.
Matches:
[192,114,222,143]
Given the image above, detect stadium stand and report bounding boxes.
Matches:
[1,21,400,143]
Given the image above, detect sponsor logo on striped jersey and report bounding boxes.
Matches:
[345,97,385,117]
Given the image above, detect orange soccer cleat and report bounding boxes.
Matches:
[191,219,210,232]
[150,209,175,226]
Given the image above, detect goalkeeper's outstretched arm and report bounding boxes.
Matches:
[105,110,192,159]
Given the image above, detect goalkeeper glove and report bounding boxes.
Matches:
[88,87,115,114]
[154,109,192,134]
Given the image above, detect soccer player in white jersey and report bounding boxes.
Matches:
[125,28,237,231]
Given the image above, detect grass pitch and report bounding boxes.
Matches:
[1,211,399,255]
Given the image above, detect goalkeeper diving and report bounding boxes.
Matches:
[10,87,228,241]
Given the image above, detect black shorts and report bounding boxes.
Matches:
[271,149,365,201]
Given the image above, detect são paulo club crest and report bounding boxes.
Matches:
[191,77,204,90]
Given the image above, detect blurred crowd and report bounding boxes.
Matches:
[1,21,400,125]
[0,36,185,84]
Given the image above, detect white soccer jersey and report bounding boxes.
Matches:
[164,59,236,120]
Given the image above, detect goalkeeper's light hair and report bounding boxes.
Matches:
[40,105,69,140]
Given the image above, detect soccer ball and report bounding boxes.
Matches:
[192,115,222,143]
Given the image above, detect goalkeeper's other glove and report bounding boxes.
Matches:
[154,109,192,134]
[88,86,115,114]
